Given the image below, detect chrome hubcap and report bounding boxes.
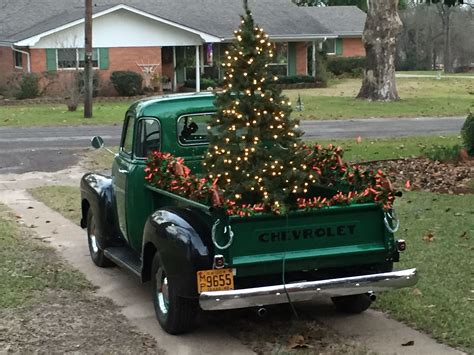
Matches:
[156,269,169,314]
[89,217,99,254]
[90,234,99,253]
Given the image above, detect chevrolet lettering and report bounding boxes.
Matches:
[258,224,357,243]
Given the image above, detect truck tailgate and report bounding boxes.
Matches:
[224,204,392,276]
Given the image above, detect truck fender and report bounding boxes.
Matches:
[142,208,213,298]
[80,172,120,243]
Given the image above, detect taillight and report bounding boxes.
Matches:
[397,239,407,252]
[213,254,225,269]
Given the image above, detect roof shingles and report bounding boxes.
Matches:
[0,0,364,44]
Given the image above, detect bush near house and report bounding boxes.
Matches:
[183,78,220,90]
[327,56,365,78]
[276,75,316,84]
[110,71,143,96]
[15,73,40,99]
[76,71,100,97]
[461,112,474,155]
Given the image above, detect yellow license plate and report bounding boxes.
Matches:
[197,268,234,293]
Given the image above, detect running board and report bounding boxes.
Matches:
[104,246,142,277]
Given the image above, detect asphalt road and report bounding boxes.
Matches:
[0,116,465,174]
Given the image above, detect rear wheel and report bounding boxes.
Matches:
[87,209,114,267]
[331,294,372,314]
[151,253,198,334]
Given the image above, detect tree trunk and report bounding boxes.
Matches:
[357,0,403,101]
[443,7,453,72]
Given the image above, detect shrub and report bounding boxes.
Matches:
[276,75,315,84]
[461,113,474,156]
[421,144,463,162]
[15,73,40,99]
[327,57,365,77]
[315,50,329,84]
[110,71,143,96]
[75,70,100,97]
[183,78,218,89]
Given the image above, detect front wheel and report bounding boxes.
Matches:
[151,254,198,334]
[87,209,114,268]
[331,294,372,314]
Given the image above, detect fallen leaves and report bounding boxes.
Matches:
[422,232,435,242]
[287,334,313,349]
[363,158,473,195]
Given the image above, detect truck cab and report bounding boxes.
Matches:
[80,93,417,334]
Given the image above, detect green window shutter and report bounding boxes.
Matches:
[46,48,57,71]
[287,42,297,76]
[336,38,343,56]
[99,48,109,69]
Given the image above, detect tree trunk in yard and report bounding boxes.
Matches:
[357,0,403,101]
[437,3,453,73]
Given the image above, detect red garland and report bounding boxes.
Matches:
[144,145,396,216]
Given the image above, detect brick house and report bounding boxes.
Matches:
[0,0,365,95]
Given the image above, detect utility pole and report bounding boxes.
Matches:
[84,0,93,118]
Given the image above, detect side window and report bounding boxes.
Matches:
[135,118,161,158]
[122,115,135,155]
[177,113,212,145]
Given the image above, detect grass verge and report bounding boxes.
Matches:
[0,204,91,308]
[312,135,462,162]
[0,102,130,127]
[286,77,473,120]
[378,191,474,353]
[29,186,82,225]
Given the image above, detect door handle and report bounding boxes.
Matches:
[118,169,128,174]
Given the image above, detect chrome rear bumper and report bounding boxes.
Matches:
[199,268,417,311]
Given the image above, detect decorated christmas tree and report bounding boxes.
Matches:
[145,0,397,216]
[203,0,306,210]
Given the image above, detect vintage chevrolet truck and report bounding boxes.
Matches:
[80,92,417,334]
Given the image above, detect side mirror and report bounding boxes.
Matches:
[91,136,105,149]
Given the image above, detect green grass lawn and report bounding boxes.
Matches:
[397,70,474,77]
[0,102,130,126]
[0,205,91,308]
[0,77,472,126]
[313,135,462,162]
[378,191,474,353]
[286,78,474,120]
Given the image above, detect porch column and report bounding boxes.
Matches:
[312,41,317,78]
[195,45,201,92]
[200,45,205,74]
[172,46,177,92]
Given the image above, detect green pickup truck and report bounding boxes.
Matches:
[80,92,417,334]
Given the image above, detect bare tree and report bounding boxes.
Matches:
[357,0,403,101]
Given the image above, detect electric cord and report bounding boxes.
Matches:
[282,213,298,319]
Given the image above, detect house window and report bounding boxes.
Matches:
[57,48,99,69]
[268,42,288,76]
[324,39,336,55]
[184,45,217,80]
[14,51,23,68]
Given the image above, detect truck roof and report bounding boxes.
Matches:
[129,92,217,119]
